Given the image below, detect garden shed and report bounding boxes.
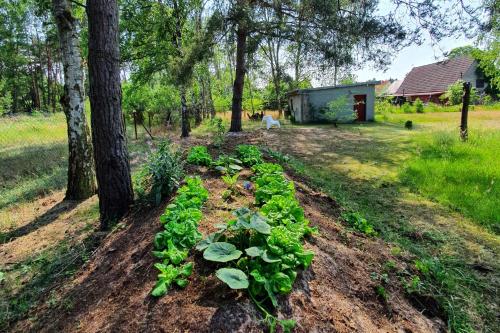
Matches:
[287,81,378,124]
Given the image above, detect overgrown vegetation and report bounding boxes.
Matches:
[134,141,184,206]
[402,130,499,232]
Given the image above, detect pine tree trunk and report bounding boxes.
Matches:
[52,0,97,201]
[87,0,133,229]
[230,22,247,132]
[180,89,190,137]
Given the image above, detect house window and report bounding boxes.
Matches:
[476,79,485,88]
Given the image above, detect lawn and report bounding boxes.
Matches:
[253,111,500,332]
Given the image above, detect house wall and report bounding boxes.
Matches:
[306,85,375,122]
[463,62,487,92]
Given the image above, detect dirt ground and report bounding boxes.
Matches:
[9,134,446,333]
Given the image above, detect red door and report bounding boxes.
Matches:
[354,95,366,121]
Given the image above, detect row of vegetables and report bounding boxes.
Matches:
[152,144,316,332]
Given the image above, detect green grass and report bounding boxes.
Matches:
[252,113,500,333]
[376,100,500,115]
[402,130,499,232]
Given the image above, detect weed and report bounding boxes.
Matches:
[134,140,184,206]
[341,211,377,236]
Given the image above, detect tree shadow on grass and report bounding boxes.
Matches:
[0,199,79,244]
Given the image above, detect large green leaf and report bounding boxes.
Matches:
[249,214,271,234]
[216,268,249,289]
[203,242,242,262]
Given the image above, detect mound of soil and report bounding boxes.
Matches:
[13,136,446,333]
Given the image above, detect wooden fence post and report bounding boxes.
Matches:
[460,82,471,141]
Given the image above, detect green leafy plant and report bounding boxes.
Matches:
[212,155,243,175]
[221,173,240,200]
[151,176,208,297]
[252,163,283,178]
[210,117,225,147]
[341,211,377,236]
[236,145,263,166]
[254,173,295,206]
[319,95,357,126]
[187,145,212,166]
[134,140,184,205]
[197,159,316,332]
[414,98,424,113]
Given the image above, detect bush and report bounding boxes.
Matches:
[441,80,478,106]
[135,141,184,205]
[319,95,357,125]
[402,102,413,113]
[414,98,424,113]
[187,146,212,166]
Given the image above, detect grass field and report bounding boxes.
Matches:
[255,110,499,332]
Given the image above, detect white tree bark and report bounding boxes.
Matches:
[52,0,96,199]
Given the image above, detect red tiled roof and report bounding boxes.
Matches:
[395,57,475,96]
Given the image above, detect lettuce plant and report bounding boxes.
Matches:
[187,145,212,166]
[236,145,263,166]
[151,176,208,297]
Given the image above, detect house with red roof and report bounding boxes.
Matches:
[392,57,486,103]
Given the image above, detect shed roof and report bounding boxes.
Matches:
[287,80,380,96]
[394,57,475,96]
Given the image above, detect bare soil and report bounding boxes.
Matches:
[11,133,446,333]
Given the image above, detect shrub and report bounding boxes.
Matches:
[236,145,263,166]
[441,80,478,105]
[210,118,225,147]
[319,95,357,126]
[414,98,424,113]
[402,102,413,113]
[134,141,184,205]
[187,145,212,166]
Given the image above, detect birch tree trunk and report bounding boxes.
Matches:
[87,0,134,228]
[52,0,96,200]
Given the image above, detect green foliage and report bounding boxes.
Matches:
[440,80,478,106]
[401,102,413,113]
[341,211,377,236]
[198,160,315,332]
[216,268,249,289]
[319,95,357,124]
[221,173,239,200]
[187,145,212,166]
[152,177,208,297]
[251,163,283,178]
[213,155,243,175]
[210,118,225,147]
[402,130,500,232]
[254,173,295,206]
[236,145,263,166]
[134,141,184,206]
[414,98,424,113]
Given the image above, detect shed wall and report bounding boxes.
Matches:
[306,85,375,122]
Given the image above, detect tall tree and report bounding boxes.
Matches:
[229,0,249,132]
[52,0,96,200]
[87,0,133,228]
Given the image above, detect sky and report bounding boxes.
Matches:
[354,36,472,82]
[352,0,482,82]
